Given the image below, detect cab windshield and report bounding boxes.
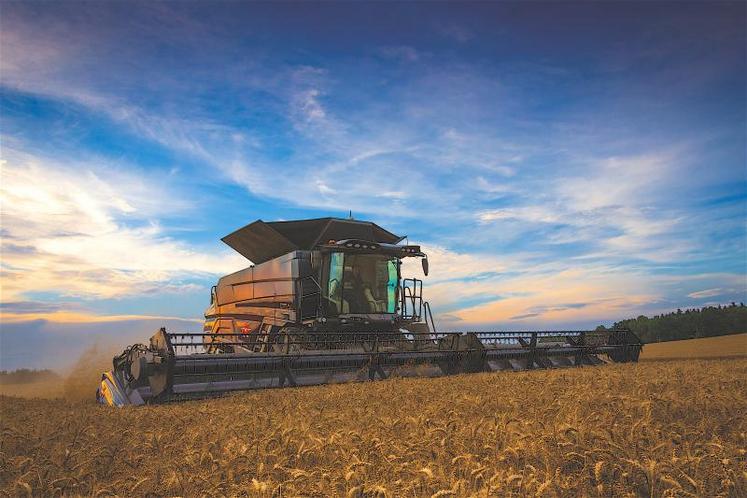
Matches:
[325,252,398,315]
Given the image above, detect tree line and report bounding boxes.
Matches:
[602,303,746,343]
[0,368,60,384]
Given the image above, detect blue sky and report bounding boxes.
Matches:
[1,2,745,369]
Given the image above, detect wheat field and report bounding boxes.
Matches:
[1,356,745,497]
[640,333,746,361]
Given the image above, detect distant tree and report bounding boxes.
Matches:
[608,305,747,343]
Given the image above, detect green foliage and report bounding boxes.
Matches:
[613,303,747,343]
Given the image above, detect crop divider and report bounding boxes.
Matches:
[517,333,538,369]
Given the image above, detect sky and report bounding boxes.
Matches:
[1,2,745,370]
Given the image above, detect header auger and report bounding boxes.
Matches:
[97,217,642,406]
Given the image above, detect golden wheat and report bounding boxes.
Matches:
[0,359,744,497]
[640,333,746,361]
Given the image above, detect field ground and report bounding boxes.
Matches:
[640,333,746,361]
[1,355,745,497]
[0,380,62,399]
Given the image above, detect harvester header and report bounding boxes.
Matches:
[97,216,642,406]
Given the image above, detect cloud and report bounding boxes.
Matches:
[3,10,675,240]
[401,244,511,284]
[296,88,327,122]
[436,23,474,43]
[446,269,661,330]
[475,150,701,263]
[0,301,83,314]
[414,243,746,329]
[287,66,335,132]
[478,206,562,225]
[378,46,420,63]
[399,244,652,328]
[398,240,725,329]
[687,288,724,299]
[315,179,336,196]
[0,147,246,303]
[0,309,202,325]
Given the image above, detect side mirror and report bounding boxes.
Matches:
[421,257,429,276]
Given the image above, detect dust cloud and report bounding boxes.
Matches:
[0,343,117,402]
[62,343,117,402]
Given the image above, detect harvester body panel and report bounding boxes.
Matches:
[205,250,310,340]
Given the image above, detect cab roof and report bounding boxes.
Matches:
[222,217,405,264]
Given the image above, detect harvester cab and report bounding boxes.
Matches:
[201,218,434,354]
[97,217,643,407]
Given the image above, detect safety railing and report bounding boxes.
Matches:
[400,278,423,321]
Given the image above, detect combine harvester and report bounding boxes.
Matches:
[98,217,642,406]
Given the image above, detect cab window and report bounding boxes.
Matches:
[327,252,344,314]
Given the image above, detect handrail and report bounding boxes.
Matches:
[423,301,437,333]
[401,285,415,320]
[400,278,423,321]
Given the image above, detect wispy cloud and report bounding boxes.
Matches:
[687,288,724,299]
[475,149,707,264]
[0,146,245,302]
[435,23,474,44]
[377,46,420,63]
